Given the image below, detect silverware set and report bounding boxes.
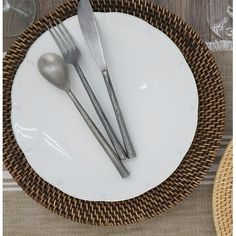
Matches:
[78,0,136,159]
[38,0,136,178]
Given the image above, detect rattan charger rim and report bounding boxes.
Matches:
[3,0,225,226]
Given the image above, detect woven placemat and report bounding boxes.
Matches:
[212,141,232,235]
[3,0,225,226]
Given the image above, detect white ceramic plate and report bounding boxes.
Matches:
[11,13,198,201]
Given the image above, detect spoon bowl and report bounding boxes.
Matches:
[38,53,69,92]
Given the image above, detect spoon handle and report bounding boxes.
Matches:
[68,90,129,178]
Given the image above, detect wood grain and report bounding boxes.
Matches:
[3,0,68,51]
[4,0,231,51]
[157,0,211,40]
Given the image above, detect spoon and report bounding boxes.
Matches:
[38,53,129,178]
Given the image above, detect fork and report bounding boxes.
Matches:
[47,20,128,160]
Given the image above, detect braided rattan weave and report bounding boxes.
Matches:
[3,0,225,226]
[213,141,232,235]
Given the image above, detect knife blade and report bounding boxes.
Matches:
[78,0,136,158]
[78,0,107,72]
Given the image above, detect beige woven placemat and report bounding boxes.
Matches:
[212,141,233,235]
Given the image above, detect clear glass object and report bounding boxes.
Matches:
[206,0,233,40]
[3,0,36,37]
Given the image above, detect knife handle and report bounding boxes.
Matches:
[74,64,128,160]
[102,70,136,158]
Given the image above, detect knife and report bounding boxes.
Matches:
[78,0,136,158]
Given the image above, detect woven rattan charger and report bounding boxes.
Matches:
[3,0,225,226]
[213,141,233,235]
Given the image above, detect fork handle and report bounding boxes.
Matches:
[102,70,136,158]
[74,64,127,160]
[68,89,129,178]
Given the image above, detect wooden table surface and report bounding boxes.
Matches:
[3,0,232,49]
[3,1,232,235]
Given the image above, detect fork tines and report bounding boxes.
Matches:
[47,19,78,58]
